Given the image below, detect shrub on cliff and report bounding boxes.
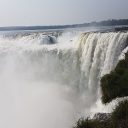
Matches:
[73,117,111,128]
[111,100,128,128]
[101,52,128,103]
[73,100,128,128]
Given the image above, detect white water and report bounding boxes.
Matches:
[0,31,128,128]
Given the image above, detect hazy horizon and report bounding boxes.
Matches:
[0,18,128,28]
[0,0,128,27]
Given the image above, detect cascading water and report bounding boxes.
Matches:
[75,32,128,113]
[0,31,128,128]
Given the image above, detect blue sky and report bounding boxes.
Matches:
[0,0,128,26]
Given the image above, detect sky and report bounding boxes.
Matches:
[0,0,128,26]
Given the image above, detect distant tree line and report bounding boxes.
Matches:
[87,19,128,26]
[0,19,128,31]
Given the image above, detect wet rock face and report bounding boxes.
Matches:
[93,113,111,122]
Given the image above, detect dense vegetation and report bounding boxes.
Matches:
[101,52,128,103]
[111,100,128,128]
[73,117,111,128]
[73,100,128,128]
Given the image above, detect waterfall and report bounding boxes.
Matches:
[75,32,128,113]
[0,31,128,128]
